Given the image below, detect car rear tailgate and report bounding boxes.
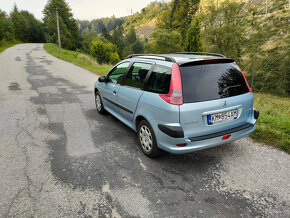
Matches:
[178,60,253,139]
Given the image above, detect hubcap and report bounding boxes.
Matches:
[139,125,153,152]
[96,94,102,111]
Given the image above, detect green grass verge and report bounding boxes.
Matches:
[43,43,112,76]
[252,93,290,153]
[0,41,21,53]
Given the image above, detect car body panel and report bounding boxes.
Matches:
[134,91,180,133]
[117,86,144,121]
[98,82,121,113]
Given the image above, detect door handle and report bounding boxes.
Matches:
[113,91,117,95]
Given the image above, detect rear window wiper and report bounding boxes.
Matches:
[222,85,242,91]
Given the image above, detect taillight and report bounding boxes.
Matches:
[159,63,183,105]
[236,64,252,93]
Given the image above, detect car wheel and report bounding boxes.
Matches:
[137,120,162,158]
[95,91,106,114]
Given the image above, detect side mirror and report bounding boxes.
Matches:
[98,76,107,83]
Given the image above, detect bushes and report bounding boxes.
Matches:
[150,28,182,53]
[247,48,290,96]
[90,40,120,64]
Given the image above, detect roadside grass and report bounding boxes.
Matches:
[252,93,290,153]
[0,41,21,53]
[43,43,112,76]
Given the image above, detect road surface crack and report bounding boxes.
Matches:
[13,109,41,216]
[4,188,25,218]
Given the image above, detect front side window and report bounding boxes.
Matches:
[107,62,130,84]
[146,65,171,94]
[124,62,152,89]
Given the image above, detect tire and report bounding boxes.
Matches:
[95,91,106,114]
[137,120,162,158]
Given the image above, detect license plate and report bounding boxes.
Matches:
[207,109,238,125]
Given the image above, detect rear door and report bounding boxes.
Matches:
[179,61,253,138]
[117,62,153,121]
[100,62,130,112]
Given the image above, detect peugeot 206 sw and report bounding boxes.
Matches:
[94,52,259,157]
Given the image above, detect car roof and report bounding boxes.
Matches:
[125,53,233,66]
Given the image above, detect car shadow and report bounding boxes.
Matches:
[88,107,240,164]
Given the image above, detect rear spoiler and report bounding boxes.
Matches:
[178,58,234,67]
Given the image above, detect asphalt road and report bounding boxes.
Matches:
[0,44,289,217]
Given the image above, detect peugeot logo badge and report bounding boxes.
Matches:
[222,100,227,106]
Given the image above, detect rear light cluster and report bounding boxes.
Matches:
[236,64,252,93]
[159,63,183,105]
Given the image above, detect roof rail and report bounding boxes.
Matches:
[174,52,225,58]
[126,54,176,63]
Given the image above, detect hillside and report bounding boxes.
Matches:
[122,1,169,31]
[135,19,157,38]
[76,0,289,95]
[126,0,289,43]
[119,0,289,95]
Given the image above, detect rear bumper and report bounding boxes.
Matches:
[155,123,256,154]
[189,123,253,142]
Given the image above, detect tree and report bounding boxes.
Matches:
[111,25,126,58]
[200,0,246,62]
[10,5,45,42]
[185,15,203,52]
[245,7,264,91]
[43,0,80,50]
[158,0,200,42]
[81,29,98,53]
[126,27,137,44]
[132,39,144,53]
[10,5,29,42]
[21,11,45,42]
[0,9,14,41]
[101,26,110,40]
[151,28,182,53]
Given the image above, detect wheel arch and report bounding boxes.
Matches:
[94,87,99,94]
[134,110,155,132]
[135,115,147,130]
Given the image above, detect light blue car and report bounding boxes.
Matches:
[94,53,259,157]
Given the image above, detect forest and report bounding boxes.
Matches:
[0,0,289,96]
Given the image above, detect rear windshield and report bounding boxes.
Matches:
[180,62,249,103]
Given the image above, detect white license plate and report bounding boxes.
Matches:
[208,109,238,125]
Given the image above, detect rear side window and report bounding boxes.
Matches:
[180,62,249,103]
[146,65,171,94]
[124,62,152,89]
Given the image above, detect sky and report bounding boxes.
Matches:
[0,0,163,20]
